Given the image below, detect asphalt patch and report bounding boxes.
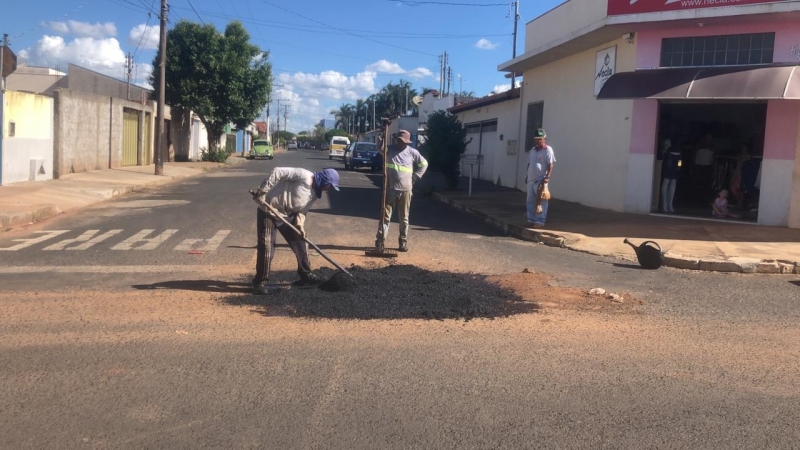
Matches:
[225,265,538,321]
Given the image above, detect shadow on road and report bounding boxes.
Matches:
[315,185,506,238]
[138,266,538,321]
[611,263,649,270]
[791,281,800,288]
[132,280,253,294]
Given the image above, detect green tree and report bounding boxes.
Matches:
[277,130,295,143]
[423,111,468,190]
[151,20,272,150]
[324,128,351,142]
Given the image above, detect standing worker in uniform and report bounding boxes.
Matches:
[376,130,428,252]
[252,167,340,294]
[525,128,556,228]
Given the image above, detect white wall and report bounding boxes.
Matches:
[456,97,521,188]
[2,91,54,185]
[524,0,608,53]
[517,37,636,211]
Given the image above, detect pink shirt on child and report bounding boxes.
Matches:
[713,198,729,217]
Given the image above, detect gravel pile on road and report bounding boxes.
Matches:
[246,265,538,320]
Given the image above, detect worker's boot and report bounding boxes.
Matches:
[253,282,270,295]
[293,271,322,287]
[398,239,408,252]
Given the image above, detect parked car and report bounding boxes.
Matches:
[249,139,274,160]
[344,142,381,171]
[287,140,298,151]
[320,143,329,151]
[328,136,350,160]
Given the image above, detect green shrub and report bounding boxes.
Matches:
[423,111,468,190]
[200,146,231,163]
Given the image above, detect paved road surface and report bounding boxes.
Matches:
[1,149,799,449]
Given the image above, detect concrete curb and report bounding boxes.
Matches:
[0,160,242,232]
[433,192,800,275]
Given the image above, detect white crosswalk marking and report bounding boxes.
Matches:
[0,231,70,251]
[43,230,124,251]
[174,230,231,251]
[111,229,179,250]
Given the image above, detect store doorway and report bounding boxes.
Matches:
[654,102,765,222]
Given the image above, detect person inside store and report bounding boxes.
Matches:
[730,144,751,210]
[661,140,682,214]
[692,133,715,203]
[712,189,740,219]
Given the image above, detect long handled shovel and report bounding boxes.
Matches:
[249,190,352,277]
[365,117,398,258]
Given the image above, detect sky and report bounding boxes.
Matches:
[3,0,563,133]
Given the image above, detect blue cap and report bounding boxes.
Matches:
[313,168,340,198]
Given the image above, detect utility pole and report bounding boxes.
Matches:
[264,82,283,144]
[126,52,133,101]
[459,74,463,96]
[0,34,8,186]
[154,0,168,176]
[511,0,520,89]
[283,105,290,137]
[447,67,452,96]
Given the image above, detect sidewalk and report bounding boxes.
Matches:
[429,177,800,275]
[0,157,247,232]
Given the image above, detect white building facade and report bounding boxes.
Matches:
[499,0,800,228]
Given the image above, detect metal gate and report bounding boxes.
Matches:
[191,121,200,160]
[143,113,152,165]
[122,110,139,166]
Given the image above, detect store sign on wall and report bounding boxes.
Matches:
[595,46,616,96]
[608,0,793,15]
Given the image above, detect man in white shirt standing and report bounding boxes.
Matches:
[525,128,556,228]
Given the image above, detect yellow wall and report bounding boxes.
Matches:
[517,37,636,211]
[4,91,53,139]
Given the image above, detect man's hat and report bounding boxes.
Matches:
[396,130,412,144]
[534,128,547,139]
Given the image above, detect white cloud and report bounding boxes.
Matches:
[475,38,499,50]
[366,59,434,79]
[46,21,69,34]
[492,83,512,94]
[46,20,117,38]
[20,35,127,78]
[128,24,160,51]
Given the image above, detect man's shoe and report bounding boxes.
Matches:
[398,241,409,252]
[293,272,322,287]
[253,283,270,295]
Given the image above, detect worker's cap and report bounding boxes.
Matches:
[395,130,413,144]
[534,129,547,139]
[314,168,340,198]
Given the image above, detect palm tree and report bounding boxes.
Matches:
[331,103,354,131]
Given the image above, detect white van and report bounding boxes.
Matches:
[328,136,350,160]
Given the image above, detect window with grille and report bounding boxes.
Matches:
[660,33,774,67]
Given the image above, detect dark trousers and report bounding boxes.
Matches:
[254,208,312,285]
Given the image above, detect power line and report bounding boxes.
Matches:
[388,0,509,5]
[12,1,92,40]
[169,5,507,39]
[187,0,206,25]
[261,0,438,58]
[132,9,154,57]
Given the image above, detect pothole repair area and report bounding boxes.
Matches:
[224,265,638,321]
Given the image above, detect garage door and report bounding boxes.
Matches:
[122,110,139,166]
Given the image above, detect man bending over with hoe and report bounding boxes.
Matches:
[252,167,340,294]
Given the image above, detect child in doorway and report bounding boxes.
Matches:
[712,190,740,219]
